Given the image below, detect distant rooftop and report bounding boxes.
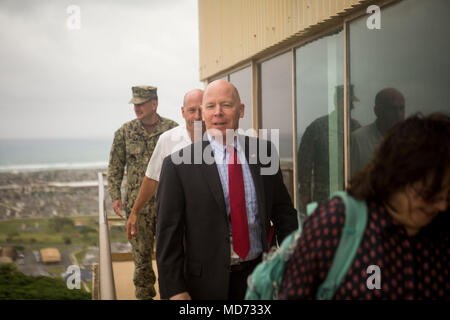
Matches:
[40,248,61,263]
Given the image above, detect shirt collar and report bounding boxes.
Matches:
[179,124,192,142]
[206,132,245,161]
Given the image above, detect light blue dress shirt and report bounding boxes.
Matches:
[207,134,263,264]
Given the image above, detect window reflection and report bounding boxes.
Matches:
[349,0,450,178]
[295,30,350,214]
[351,88,405,177]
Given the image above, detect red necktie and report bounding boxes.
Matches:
[227,145,250,260]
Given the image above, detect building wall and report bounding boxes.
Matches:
[198,0,368,80]
[198,0,450,213]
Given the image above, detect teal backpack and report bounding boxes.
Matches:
[245,191,368,300]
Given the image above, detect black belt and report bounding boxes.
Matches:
[229,256,262,272]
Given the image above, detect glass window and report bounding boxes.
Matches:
[229,66,253,133]
[295,30,345,214]
[260,51,294,199]
[260,51,293,160]
[348,0,450,178]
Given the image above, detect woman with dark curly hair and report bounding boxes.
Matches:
[279,113,450,300]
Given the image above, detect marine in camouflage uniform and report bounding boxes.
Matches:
[108,86,178,299]
[297,85,361,211]
[297,112,361,203]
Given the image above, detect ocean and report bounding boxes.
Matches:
[0,135,293,172]
[0,139,113,172]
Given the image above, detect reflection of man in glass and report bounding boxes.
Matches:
[350,88,405,177]
[297,85,361,210]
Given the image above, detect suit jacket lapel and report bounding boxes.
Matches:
[200,139,227,217]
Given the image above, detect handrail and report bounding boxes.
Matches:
[98,172,117,300]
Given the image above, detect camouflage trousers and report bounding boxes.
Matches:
[127,207,156,300]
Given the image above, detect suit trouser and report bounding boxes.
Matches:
[228,256,262,300]
[128,208,156,300]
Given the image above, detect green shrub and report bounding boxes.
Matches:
[48,217,75,233]
[6,231,20,242]
[14,246,25,252]
[79,227,96,235]
[0,264,91,300]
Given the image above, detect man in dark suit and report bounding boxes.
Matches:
[156,80,298,300]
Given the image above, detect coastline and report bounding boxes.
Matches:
[0,162,108,173]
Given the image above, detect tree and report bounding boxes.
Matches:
[49,217,75,233]
[6,231,19,243]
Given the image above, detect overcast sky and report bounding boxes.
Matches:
[0,0,203,140]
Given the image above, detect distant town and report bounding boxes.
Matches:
[0,169,130,295]
[0,169,110,220]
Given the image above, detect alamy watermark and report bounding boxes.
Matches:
[366,265,381,290]
[367,5,381,30]
[169,122,281,176]
[65,265,81,290]
[66,5,81,30]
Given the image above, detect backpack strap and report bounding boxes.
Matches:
[306,202,318,217]
[315,191,368,300]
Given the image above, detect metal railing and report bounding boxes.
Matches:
[97,172,116,300]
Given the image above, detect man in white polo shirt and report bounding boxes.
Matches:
[126,89,205,240]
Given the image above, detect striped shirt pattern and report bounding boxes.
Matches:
[207,134,263,264]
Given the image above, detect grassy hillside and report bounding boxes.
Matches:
[0,263,91,300]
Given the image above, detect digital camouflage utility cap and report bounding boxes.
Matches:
[129,86,158,105]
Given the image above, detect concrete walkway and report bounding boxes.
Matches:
[112,260,160,300]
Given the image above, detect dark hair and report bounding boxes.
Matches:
[348,112,450,203]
